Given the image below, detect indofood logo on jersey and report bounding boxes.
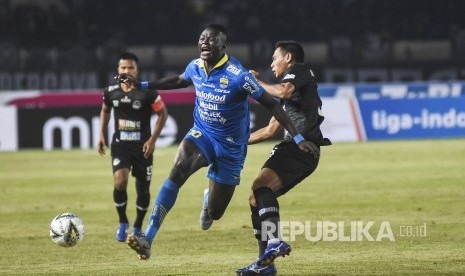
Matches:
[196,90,226,103]
[219,77,228,89]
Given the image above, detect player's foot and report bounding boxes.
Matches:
[236,261,277,276]
[256,241,291,266]
[132,227,141,237]
[126,233,151,260]
[115,223,129,242]
[199,188,213,230]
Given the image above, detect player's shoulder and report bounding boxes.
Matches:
[224,56,247,76]
[147,89,159,97]
[185,58,204,76]
[284,63,315,81]
[189,58,202,68]
[105,84,121,93]
[293,63,315,75]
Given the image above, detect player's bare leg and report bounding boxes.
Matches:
[200,180,235,230]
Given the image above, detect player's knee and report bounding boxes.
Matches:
[114,170,129,188]
[248,193,257,207]
[114,180,127,191]
[251,178,271,191]
[169,161,189,184]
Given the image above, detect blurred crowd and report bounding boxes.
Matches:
[1,0,465,72]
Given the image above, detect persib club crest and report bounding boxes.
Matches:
[219,77,228,89]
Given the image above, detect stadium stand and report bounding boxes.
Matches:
[1,0,465,89]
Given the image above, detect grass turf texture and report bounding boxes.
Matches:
[0,139,464,275]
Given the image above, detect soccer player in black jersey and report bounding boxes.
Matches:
[98,52,168,242]
[236,41,331,275]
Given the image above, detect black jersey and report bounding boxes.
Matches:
[280,64,331,146]
[103,84,160,145]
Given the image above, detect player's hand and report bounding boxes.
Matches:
[249,70,260,79]
[297,140,320,159]
[98,138,106,156]
[143,140,155,159]
[114,73,141,88]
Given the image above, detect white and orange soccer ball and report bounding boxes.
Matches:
[49,213,85,247]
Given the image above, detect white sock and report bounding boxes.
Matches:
[268,238,280,245]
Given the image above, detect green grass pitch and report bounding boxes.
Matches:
[1,139,464,275]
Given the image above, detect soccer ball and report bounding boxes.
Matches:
[49,213,85,247]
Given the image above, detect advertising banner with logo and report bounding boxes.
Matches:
[4,81,464,151]
[318,81,465,99]
[358,97,465,140]
[15,105,278,150]
[16,106,191,150]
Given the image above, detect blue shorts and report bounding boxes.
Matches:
[184,127,247,185]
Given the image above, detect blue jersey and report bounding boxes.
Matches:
[183,54,264,145]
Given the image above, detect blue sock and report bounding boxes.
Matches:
[145,179,180,244]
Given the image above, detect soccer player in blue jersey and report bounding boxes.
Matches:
[116,24,319,261]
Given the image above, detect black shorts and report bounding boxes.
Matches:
[111,143,153,183]
[263,140,319,195]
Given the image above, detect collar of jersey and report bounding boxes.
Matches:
[199,53,229,76]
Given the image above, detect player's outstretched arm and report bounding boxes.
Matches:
[249,70,296,99]
[256,91,320,158]
[143,74,192,90]
[256,91,299,136]
[248,117,282,145]
[115,73,191,90]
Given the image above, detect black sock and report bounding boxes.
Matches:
[113,188,128,224]
[134,179,150,229]
[254,187,280,241]
[251,204,267,257]
[134,207,147,229]
[134,193,150,229]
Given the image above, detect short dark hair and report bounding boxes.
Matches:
[119,52,139,64]
[275,40,305,63]
[205,23,229,41]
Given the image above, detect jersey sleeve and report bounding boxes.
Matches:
[281,65,313,90]
[238,72,264,100]
[149,90,165,113]
[102,87,112,107]
[148,89,160,102]
[183,59,198,82]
